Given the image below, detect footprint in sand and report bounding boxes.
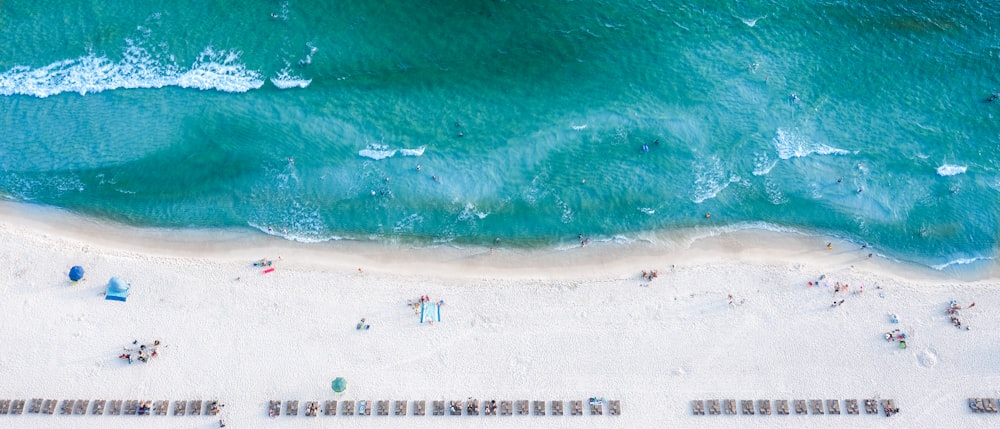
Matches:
[917,347,938,368]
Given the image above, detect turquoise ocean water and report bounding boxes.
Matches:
[1,1,999,270]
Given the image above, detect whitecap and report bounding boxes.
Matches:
[936,164,967,176]
[0,42,263,97]
[638,207,655,215]
[692,157,740,203]
[752,152,777,176]
[571,124,588,130]
[358,147,397,160]
[457,202,489,221]
[399,146,426,157]
[270,65,311,89]
[740,15,765,27]
[772,128,850,160]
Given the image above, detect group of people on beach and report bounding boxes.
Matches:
[118,340,161,364]
[945,300,974,330]
[641,270,659,281]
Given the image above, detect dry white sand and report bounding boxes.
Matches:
[0,201,998,429]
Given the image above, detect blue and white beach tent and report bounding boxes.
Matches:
[105,277,130,302]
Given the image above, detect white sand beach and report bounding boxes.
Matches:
[0,201,998,429]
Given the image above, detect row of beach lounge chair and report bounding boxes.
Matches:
[0,399,220,416]
[970,398,999,413]
[267,399,621,417]
[692,399,898,416]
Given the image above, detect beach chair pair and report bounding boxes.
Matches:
[304,401,319,416]
[570,400,583,416]
[432,400,445,415]
[809,399,824,414]
[394,400,406,416]
[324,400,337,415]
[827,399,841,414]
[691,400,705,415]
[775,399,789,415]
[516,400,529,415]
[466,399,479,415]
[741,400,754,415]
[0,399,10,414]
[864,399,878,414]
[845,399,859,414]
[376,400,389,416]
[758,399,772,415]
[794,399,807,415]
[706,399,720,415]
[341,400,355,415]
[414,400,427,416]
[609,399,621,416]
[551,400,564,415]
[533,400,545,415]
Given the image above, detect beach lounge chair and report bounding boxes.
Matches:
[28,398,42,413]
[324,400,337,416]
[533,400,545,415]
[827,399,841,414]
[152,400,167,416]
[984,398,998,413]
[138,400,153,415]
[809,399,823,415]
[845,399,859,414]
[189,400,202,416]
[692,400,705,415]
[359,400,371,416]
[723,399,736,415]
[0,399,9,414]
[92,400,107,415]
[775,399,789,415]
[484,400,496,416]
[267,401,280,417]
[741,400,754,415]
[11,399,25,415]
[793,399,807,415]
[394,400,406,416]
[864,399,878,414]
[552,400,564,416]
[883,399,897,416]
[414,400,426,416]
[466,399,479,415]
[707,399,720,415]
[448,400,460,415]
[517,400,529,415]
[123,400,139,415]
[970,398,984,412]
[107,400,123,415]
[432,400,445,415]
[376,400,389,416]
[758,399,772,415]
[42,399,57,414]
[76,400,90,415]
[589,400,603,415]
[305,401,319,417]
[570,400,583,415]
[342,400,355,415]
[207,400,221,415]
[501,400,513,415]
[286,400,299,416]
[60,399,74,414]
[173,400,187,416]
[609,400,621,416]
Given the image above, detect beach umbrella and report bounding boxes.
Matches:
[69,266,85,282]
[332,377,347,394]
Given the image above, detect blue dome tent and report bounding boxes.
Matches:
[105,277,130,302]
[69,266,85,282]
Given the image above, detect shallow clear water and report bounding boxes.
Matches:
[1,0,999,269]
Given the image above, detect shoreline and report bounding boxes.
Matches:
[0,201,995,283]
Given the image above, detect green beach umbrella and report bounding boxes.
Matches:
[332,377,347,394]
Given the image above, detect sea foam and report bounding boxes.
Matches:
[936,164,967,176]
[270,66,312,89]
[0,42,263,98]
[773,128,850,160]
[358,144,425,160]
